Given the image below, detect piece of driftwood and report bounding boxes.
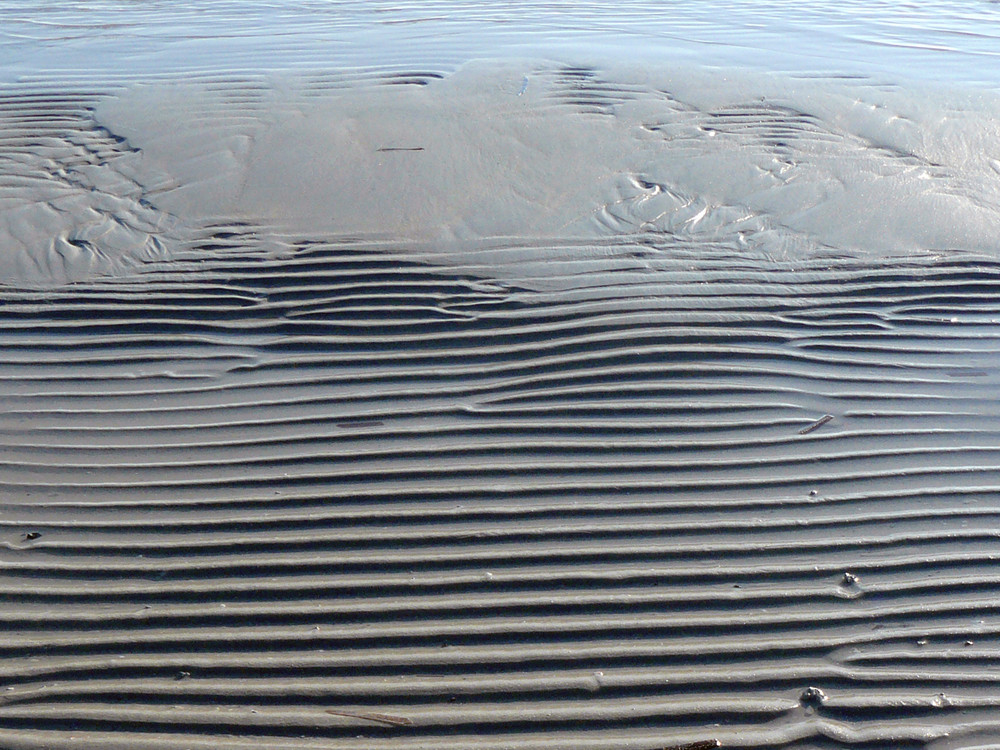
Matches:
[798,414,833,435]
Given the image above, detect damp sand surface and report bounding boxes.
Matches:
[5,6,1000,750]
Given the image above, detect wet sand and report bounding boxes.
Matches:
[4,56,1000,750]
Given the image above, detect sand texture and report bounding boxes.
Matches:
[4,62,1000,749]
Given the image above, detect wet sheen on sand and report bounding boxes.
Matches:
[5,5,1000,750]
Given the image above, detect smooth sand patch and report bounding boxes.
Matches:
[96,61,1000,260]
[4,61,1000,287]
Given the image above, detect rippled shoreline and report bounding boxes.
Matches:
[5,0,1000,84]
[5,3,1000,749]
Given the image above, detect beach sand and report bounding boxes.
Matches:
[4,58,1000,749]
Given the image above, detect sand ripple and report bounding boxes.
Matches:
[4,64,1000,749]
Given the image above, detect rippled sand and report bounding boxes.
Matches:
[5,9,1000,750]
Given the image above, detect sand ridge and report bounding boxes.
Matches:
[5,230,1000,746]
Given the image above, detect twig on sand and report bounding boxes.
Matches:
[798,414,833,435]
[325,709,414,726]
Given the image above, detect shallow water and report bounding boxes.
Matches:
[5,4,1000,750]
[4,0,1000,84]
